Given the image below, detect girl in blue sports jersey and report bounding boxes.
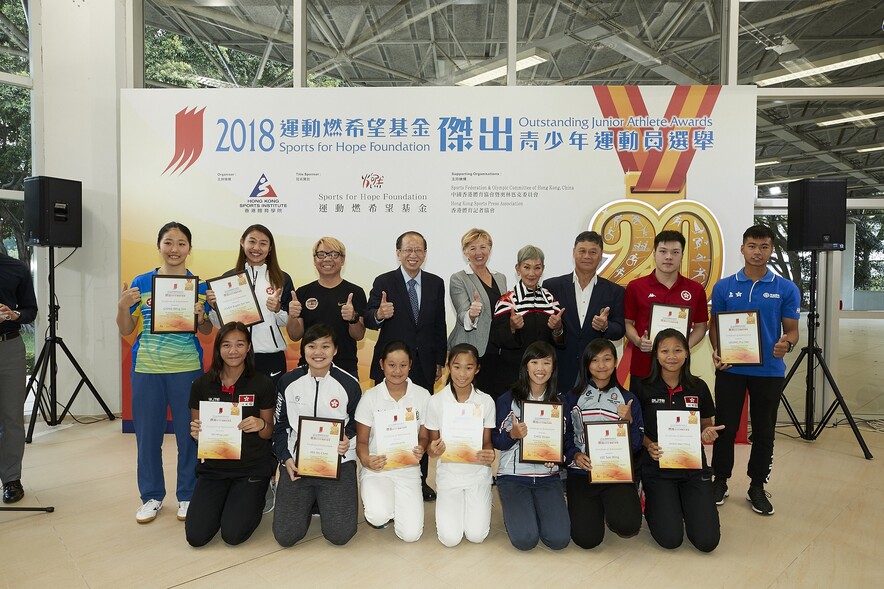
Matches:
[117,221,213,525]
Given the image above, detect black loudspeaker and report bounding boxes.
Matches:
[24,176,83,247]
[787,178,847,251]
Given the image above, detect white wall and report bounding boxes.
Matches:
[29,0,130,415]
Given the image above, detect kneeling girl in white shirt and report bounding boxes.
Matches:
[355,340,431,542]
[424,343,496,547]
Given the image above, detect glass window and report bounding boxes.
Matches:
[847,210,884,311]
[0,1,28,76]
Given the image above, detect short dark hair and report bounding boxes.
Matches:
[574,231,603,250]
[396,231,427,250]
[208,322,254,382]
[157,221,192,247]
[300,323,337,359]
[743,224,775,242]
[654,230,686,250]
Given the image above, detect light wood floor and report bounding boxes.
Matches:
[3,319,883,589]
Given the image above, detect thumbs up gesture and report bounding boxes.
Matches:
[509,307,524,331]
[616,398,634,423]
[468,290,483,321]
[638,330,653,353]
[509,415,528,440]
[548,307,565,331]
[376,290,395,321]
[773,334,793,359]
[266,288,282,313]
[119,282,141,311]
[591,306,610,332]
[288,291,302,319]
[341,292,356,322]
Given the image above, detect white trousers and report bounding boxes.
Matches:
[360,468,424,542]
[435,483,492,547]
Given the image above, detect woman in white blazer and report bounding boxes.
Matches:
[447,228,507,398]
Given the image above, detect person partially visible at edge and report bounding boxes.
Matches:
[0,249,38,504]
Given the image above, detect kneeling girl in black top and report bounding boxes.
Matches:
[563,338,643,549]
[186,322,276,546]
[637,328,724,552]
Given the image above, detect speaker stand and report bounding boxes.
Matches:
[780,250,872,459]
[25,247,115,443]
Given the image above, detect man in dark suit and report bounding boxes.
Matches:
[543,231,625,391]
[364,231,447,501]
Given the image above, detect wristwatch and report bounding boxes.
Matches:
[787,341,795,353]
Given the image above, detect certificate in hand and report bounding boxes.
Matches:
[207,271,264,327]
[656,410,702,470]
[519,401,563,464]
[374,409,420,470]
[715,310,763,366]
[198,401,242,460]
[440,402,484,463]
[584,421,633,483]
[649,303,691,341]
[150,274,198,334]
[295,417,343,479]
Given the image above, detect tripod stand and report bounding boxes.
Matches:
[25,246,114,444]
[780,249,872,459]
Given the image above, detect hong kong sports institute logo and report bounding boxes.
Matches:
[163,107,206,175]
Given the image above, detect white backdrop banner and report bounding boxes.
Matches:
[120,85,756,428]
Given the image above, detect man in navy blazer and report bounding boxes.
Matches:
[365,231,447,501]
[543,231,625,391]
[364,231,447,391]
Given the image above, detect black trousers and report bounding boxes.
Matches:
[185,474,270,546]
[711,371,783,487]
[566,472,642,549]
[641,465,720,553]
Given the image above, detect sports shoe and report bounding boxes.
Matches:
[136,499,162,524]
[177,501,190,521]
[262,478,277,514]
[712,477,729,505]
[747,486,775,515]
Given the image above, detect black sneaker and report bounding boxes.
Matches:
[747,485,775,515]
[712,477,729,505]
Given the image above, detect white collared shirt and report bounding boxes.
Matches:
[573,273,598,327]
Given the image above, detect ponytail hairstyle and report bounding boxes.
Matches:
[235,224,285,290]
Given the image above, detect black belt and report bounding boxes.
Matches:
[0,331,20,342]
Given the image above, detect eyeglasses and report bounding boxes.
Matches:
[315,251,342,259]
[398,248,426,255]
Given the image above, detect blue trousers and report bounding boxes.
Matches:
[131,370,201,503]
[496,474,570,551]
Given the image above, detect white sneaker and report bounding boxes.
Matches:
[136,499,162,524]
[262,478,277,514]
[177,501,190,521]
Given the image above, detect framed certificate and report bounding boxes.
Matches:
[150,274,198,334]
[295,416,343,479]
[440,402,484,463]
[584,420,633,483]
[206,271,264,327]
[715,310,763,366]
[197,401,242,460]
[519,401,564,464]
[374,409,420,470]
[656,410,702,470]
[649,303,691,341]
